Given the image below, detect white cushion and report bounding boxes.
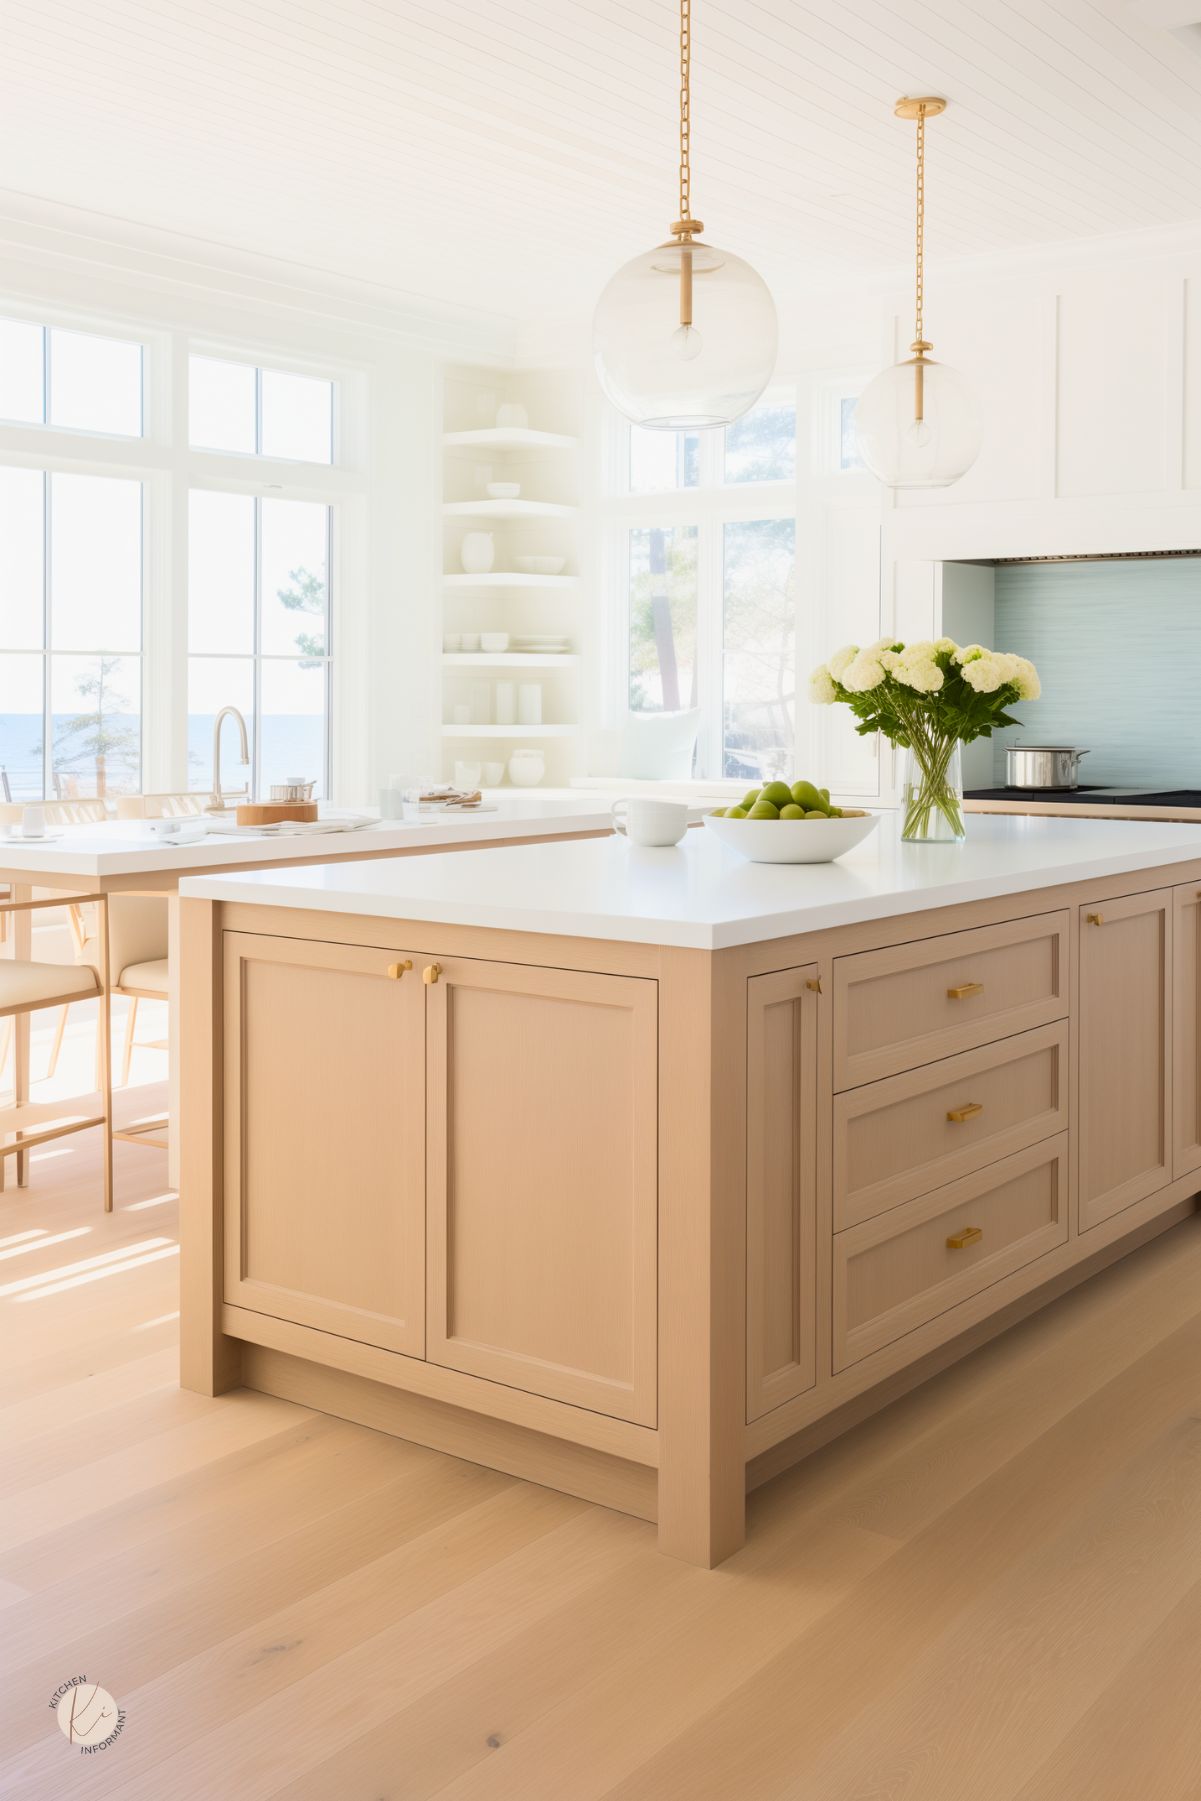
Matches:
[117,958,169,995]
[616,709,701,780]
[0,961,99,1011]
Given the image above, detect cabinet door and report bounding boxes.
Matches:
[222,932,425,1354]
[746,966,818,1422]
[1079,892,1171,1232]
[425,958,658,1425]
[1173,884,1201,1182]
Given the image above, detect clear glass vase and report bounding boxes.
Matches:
[900,738,966,843]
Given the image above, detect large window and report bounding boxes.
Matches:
[0,314,348,801]
[0,317,143,435]
[187,491,332,797]
[0,468,144,801]
[188,355,334,463]
[615,398,797,782]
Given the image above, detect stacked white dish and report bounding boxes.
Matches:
[513,634,572,653]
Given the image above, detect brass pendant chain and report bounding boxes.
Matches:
[679,0,691,228]
[672,0,702,239]
[914,101,927,352]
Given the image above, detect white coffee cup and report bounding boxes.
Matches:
[21,803,45,839]
[610,798,689,847]
[481,761,505,786]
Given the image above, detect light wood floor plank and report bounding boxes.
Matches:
[3,1115,1201,1801]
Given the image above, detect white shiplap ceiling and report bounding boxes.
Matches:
[2,0,1201,327]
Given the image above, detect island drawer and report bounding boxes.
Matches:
[832,911,1070,1090]
[832,1135,1069,1372]
[833,1021,1068,1230]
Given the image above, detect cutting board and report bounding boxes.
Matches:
[236,800,319,826]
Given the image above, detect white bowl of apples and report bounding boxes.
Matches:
[704,779,878,865]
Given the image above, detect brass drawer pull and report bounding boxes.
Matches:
[386,960,413,980]
[1086,912,1104,926]
[423,963,442,985]
[946,1101,984,1123]
[946,981,984,1000]
[946,1225,983,1250]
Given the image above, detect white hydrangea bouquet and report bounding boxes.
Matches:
[809,638,1041,842]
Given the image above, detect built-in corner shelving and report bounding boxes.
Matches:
[440,365,586,785]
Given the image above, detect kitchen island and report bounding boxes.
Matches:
[179,815,1201,1566]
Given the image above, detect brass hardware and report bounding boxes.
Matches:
[1086,912,1104,926]
[423,963,442,985]
[386,961,412,980]
[946,981,984,1000]
[946,1101,984,1123]
[946,1225,983,1250]
[805,977,822,994]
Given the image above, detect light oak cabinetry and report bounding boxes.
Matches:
[832,912,1069,1090]
[223,936,658,1424]
[1173,884,1201,1182]
[833,1021,1068,1229]
[745,966,818,1422]
[185,852,1201,1569]
[834,1136,1069,1371]
[222,932,426,1355]
[425,957,658,1425]
[1078,890,1172,1232]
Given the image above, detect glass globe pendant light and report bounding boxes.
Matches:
[855,98,981,489]
[592,0,777,430]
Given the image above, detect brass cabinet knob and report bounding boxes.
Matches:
[805,976,822,994]
[386,960,413,980]
[946,981,984,1000]
[946,1225,983,1250]
[946,1101,984,1124]
[423,963,442,985]
[1086,912,1104,926]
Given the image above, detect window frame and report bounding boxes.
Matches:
[601,388,801,782]
[0,297,368,800]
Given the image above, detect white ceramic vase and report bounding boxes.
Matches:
[507,749,545,787]
[460,531,495,574]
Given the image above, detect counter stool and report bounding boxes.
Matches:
[0,893,113,1208]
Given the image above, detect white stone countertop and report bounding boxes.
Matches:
[179,811,1201,950]
[0,795,629,881]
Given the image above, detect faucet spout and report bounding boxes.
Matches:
[207,706,251,813]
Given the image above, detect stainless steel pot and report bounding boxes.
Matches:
[1005,745,1090,790]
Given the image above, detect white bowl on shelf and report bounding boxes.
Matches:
[486,481,521,499]
[514,555,567,575]
[704,810,878,865]
[480,632,510,652]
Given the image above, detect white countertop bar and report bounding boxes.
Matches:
[0,796,623,881]
[179,813,1201,950]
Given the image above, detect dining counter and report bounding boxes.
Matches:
[1,795,628,1186]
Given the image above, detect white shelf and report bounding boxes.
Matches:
[443,653,578,667]
[442,572,578,590]
[441,724,577,738]
[443,499,576,520]
[442,427,579,452]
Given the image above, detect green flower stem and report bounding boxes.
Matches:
[898,714,965,841]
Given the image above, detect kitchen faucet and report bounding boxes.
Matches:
[206,706,251,813]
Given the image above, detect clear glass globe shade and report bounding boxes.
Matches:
[593,240,778,429]
[853,356,982,489]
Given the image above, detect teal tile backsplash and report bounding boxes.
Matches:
[992,557,1201,787]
